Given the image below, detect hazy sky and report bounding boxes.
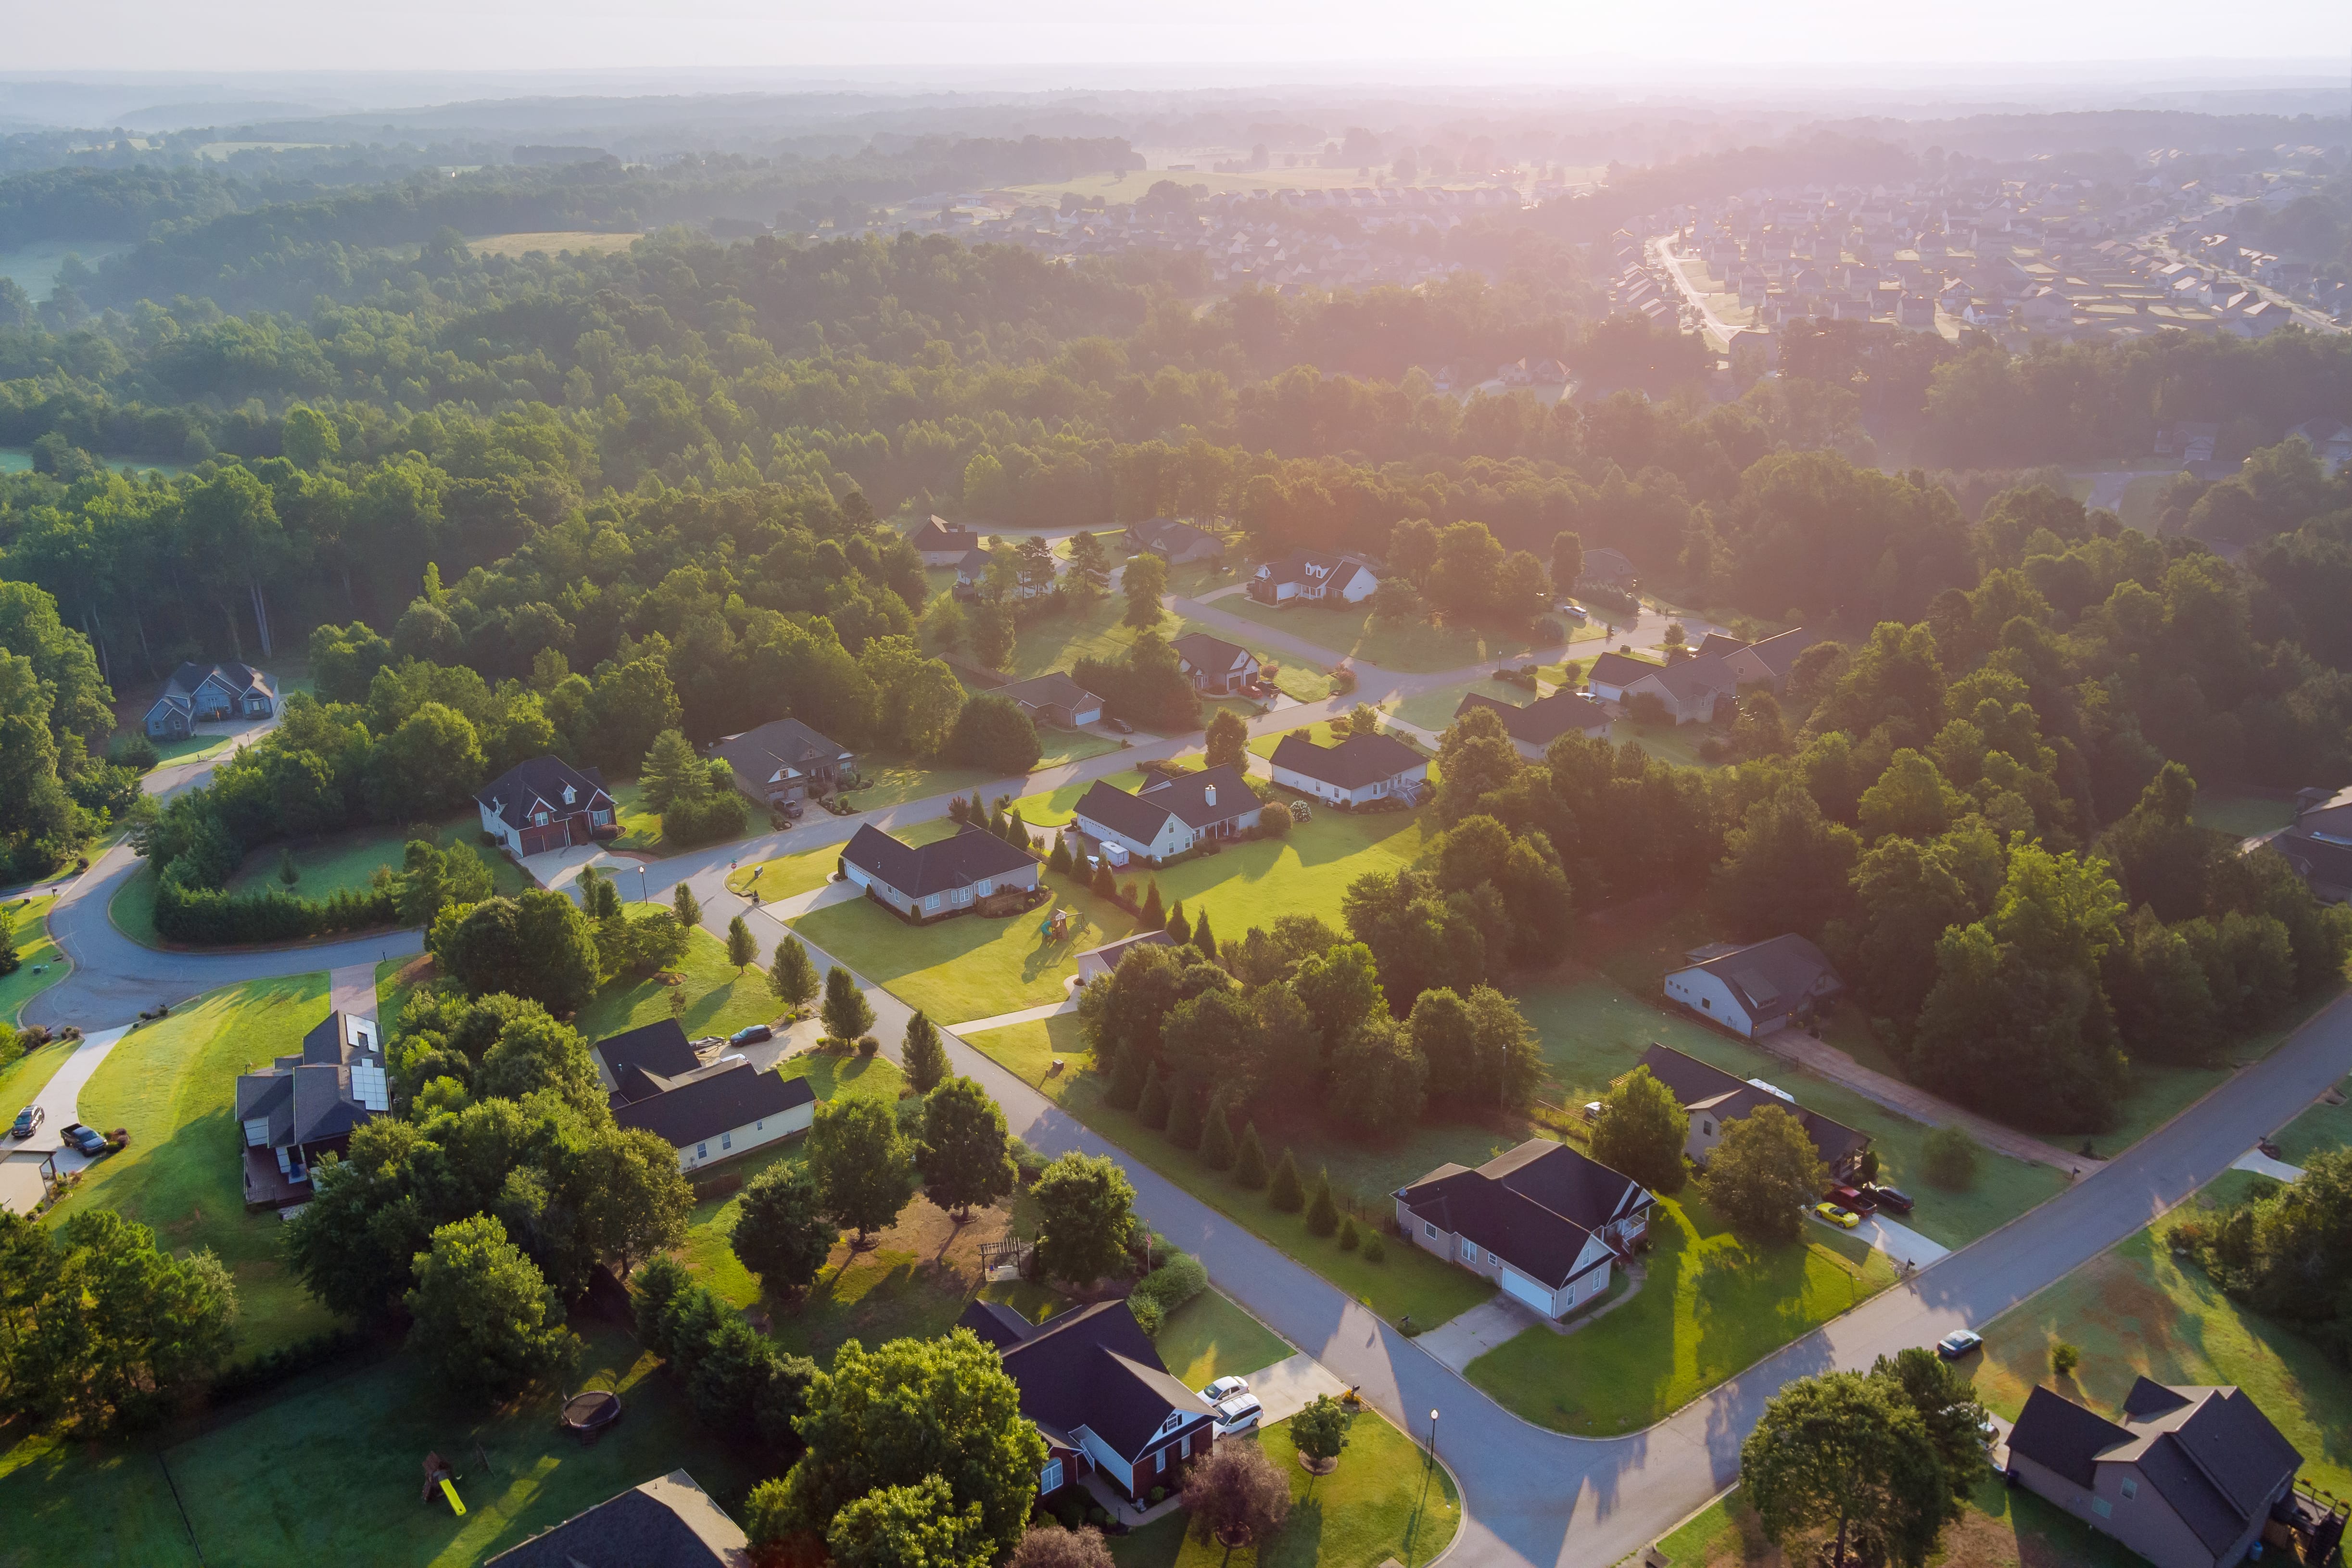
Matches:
[8,0,2351,76]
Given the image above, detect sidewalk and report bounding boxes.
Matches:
[948,994,1078,1036]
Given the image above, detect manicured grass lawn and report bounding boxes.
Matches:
[1609,716,1723,770]
[0,1029,76,1116]
[1010,770,1149,827]
[729,819,960,901]
[605,779,663,850]
[158,1319,767,1565]
[1268,662,1336,703]
[0,1428,203,1567]
[58,974,343,1357]
[1513,976,2068,1249]
[2270,1074,2351,1166]
[1213,599,1548,675]
[1973,1175,2352,1497]
[839,730,1128,813]
[0,895,65,1023]
[1382,676,1532,733]
[1464,1192,1896,1434]
[377,953,429,1029]
[1130,809,1424,946]
[222,816,527,902]
[2191,789,2295,840]
[108,861,166,948]
[572,912,789,1044]
[1109,1408,1460,1568]
[1655,1477,2150,1568]
[1154,1288,1292,1391]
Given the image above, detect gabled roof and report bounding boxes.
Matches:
[161,659,277,702]
[1170,632,1253,674]
[235,1010,386,1150]
[1644,652,1740,704]
[1076,766,1256,844]
[594,1019,704,1099]
[484,1469,748,1568]
[1634,1042,1870,1168]
[1077,930,1174,971]
[1396,1139,1650,1289]
[911,516,983,551]
[1580,547,1637,585]
[609,1060,815,1149]
[1269,732,1423,789]
[843,822,1037,900]
[476,756,613,830]
[995,671,1105,714]
[965,1299,1213,1461]
[1587,650,1666,689]
[1454,691,1611,746]
[1722,627,1821,685]
[1674,934,1842,1025]
[1696,632,1747,658]
[1256,548,1374,587]
[1127,517,1221,553]
[714,718,854,789]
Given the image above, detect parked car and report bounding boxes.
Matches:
[1935,1329,1983,1360]
[730,1024,774,1047]
[1866,1185,1915,1214]
[1560,601,1589,622]
[1212,1393,1263,1435]
[58,1123,108,1156]
[1200,1375,1250,1404]
[1812,1201,1860,1229]
[1828,1184,1877,1215]
[9,1105,43,1139]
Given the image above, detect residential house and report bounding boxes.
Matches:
[1628,1041,1871,1177]
[994,672,1106,729]
[1170,632,1261,695]
[1075,929,1174,986]
[236,1010,389,1208]
[1718,627,1822,691]
[1248,549,1378,607]
[484,1470,750,1568]
[1665,934,1845,1038]
[475,756,619,858]
[1452,691,1611,759]
[713,718,856,806]
[1587,650,1738,724]
[1267,732,1428,808]
[841,822,1041,922]
[2287,418,2352,477]
[2005,1380,2302,1568]
[596,1019,815,1173]
[144,660,278,739]
[1394,1140,1654,1320]
[1125,517,1226,565]
[958,1298,1217,1503]
[1073,765,1262,863]
[2273,784,2352,903]
[910,516,984,565]
[1577,547,1639,591]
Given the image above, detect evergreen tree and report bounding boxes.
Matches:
[1191,907,1217,961]
[671,880,702,928]
[1268,1147,1305,1211]
[1105,1045,1147,1111]
[1166,1086,1203,1150]
[768,934,819,1011]
[1200,1101,1236,1170]
[1137,1062,1172,1129]
[1048,835,1073,875]
[1092,861,1118,898]
[726,914,758,971]
[1166,900,1191,945]
[1305,1168,1340,1236]
[1233,1123,1269,1188]
[1004,809,1030,847]
[1140,880,1165,929]
[277,847,299,885]
[903,1012,951,1093]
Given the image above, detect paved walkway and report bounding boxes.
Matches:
[1,1025,131,1211]
[1751,1030,2085,1172]
[1852,1213,1949,1270]
[2230,1147,2305,1181]
[945,995,1078,1035]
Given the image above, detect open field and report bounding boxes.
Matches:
[1109,1405,1461,1568]
[467,229,643,258]
[1211,598,1543,673]
[0,896,65,1023]
[2269,1074,2351,1166]
[1654,1477,2150,1568]
[573,910,792,1044]
[1464,1191,1897,1434]
[57,974,344,1357]
[840,729,1128,813]
[1972,1175,2352,1497]
[0,238,135,295]
[223,817,525,902]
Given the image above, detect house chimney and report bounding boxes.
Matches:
[1204,784,1216,807]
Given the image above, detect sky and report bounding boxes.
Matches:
[5,0,2350,77]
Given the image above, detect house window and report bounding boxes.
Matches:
[2092,1497,2112,1518]
[755,1119,764,1131]
[721,1131,733,1151]
[1155,1448,1167,1473]
[1040,1460,1063,1493]
[2120,1479,2137,1501]
[1563,1282,1576,1307]
[1424,1222,1439,1239]
[1700,998,1711,1010]
[591,809,612,826]
[1179,1434,1191,1459]
[1703,1121,1716,1136]
[533,810,550,826]
[695,1142,708,1160]
[924,895,941,911]
[1460,1238,1476,1262]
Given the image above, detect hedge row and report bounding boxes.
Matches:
[154,861,400,945]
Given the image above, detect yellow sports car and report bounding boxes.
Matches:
[1813,1201,1861,1229]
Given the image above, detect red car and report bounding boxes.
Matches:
[1828,1185,1877,1215]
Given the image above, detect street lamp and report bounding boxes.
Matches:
[637,865,650,904]
[1427,1408,1439,1464]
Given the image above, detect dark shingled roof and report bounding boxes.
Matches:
[1171,632,1253,674]
[1269,732,1423,789]
[1634,1042,1871,1170]
[961,1299,1213,1461]
[713,718,852,791]
[911,516,983,552]
[843,822,1037,900]
[1395,1140,1651,1290]
[485,1470,748,1567]
[1676,934,1843,1028]
[1076,766,1257,844]
[475,756,613,830]
[595,1019,703,1100]
[2009,1385,2128,1488]
[1587,650,1665,689]
[234,1011,385,1151]
[1454,690,1611,746]
[609,1061,814,1150]
[996,671,1105,715]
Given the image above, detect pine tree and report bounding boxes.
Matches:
[1048,835,1073,875]
[903,1012,950,1093]
[1200,1101,1236,1170]
[277,847,300,885]
[1268,1147,1305,1212]
[966,790,985,823]
[726,914,758,970]
[1093,862,1119,899]
[1137,1063,1172,1130]
[1191,907,1216,961]
[1166,1087,1203,1150]
[1233,1123,1269,1189]
[988,809,1008,838]
[671,880,702,927]
[1165,900,1191,945]
[1004,809,1030,847]
[1105,1046,1147,1111]
[1305,1168,1340,1236]
[1140,880,1165,929]
[1338,1214,1362,1251]
[768,934,819,1010]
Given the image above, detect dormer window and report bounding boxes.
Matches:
[561,784,577,805]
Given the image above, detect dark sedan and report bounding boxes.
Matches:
[729,1024,774,1048]
[1867,1185,1916,1214]
[9,1105,43,1139]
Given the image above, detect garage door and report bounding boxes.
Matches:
[1499,1267,1554,1316]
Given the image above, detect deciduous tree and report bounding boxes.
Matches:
[732,1162,837,1300]
[403,1214,581,1398]
[808,1096,916,1243]
[919,1076,1018,1220]
[1031,1152,1135,1286]
[1591,1066,1690,1195]
[1697,1105,1828,1246]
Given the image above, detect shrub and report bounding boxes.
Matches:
[108,732,160,772]
[1165,1087,1203,1151]
[1198,1101,1235,1170]
[1305,1168,1339,1237]
[856,1035,880,1058]
[1922,1123,1980,1190]
[1268,1147,1304,1211]
[1363,1234,1386,1263]
[1133,1252,1208,1317]
[1338,1215,1360,1251]
[1232,1123,1268,1188]
[1128,1294,1165,1336]
[2052,1342,2081,1377]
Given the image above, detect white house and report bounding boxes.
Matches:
[595,1020,816,1173]
[1394,1140,1653,1320]
[1267,732,1427,807]
[1073,766,1261,864]
[841,822,1041,922]
[1663,934,1844,1037]
[1587,650,1738,725]
[1248,549,1378,607]
[1453,691,1611,758]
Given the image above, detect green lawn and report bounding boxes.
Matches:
[0,1028,76,1117]
[729,818,960,901]
[1109,1408,1460,1568]
[572,912,791,1044]
[2270,1075,2352,1167]
[56,974,343,1357]
[1654,1476,2151,1568]
[1001,570,1231,686]
[1382,676,1533,733]
[1609,716,1723,770]
[0,1429,204,1567]
[1972,1175,2352,1498]
[838,729,1127,813]
[1513,977,2068,1249]
[222,816,527,902]
[605,779,664,850]
[1009,770,1150,827]
[1463,1191,1898,1435]
[1154,1288,1293,1391]
[0,896,65,1023]
[2190,789,2295,840]
[1210,598,1543,674]
[107,861,165,948]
